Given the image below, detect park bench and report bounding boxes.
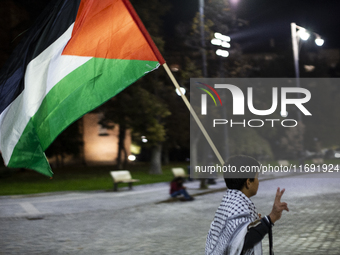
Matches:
[312,158,324,164]
[110,171,139,191]
[171,167,189,178]
[277,160,289,166]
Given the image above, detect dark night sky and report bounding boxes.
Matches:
[164,0,340,52]
[8,0,340,55]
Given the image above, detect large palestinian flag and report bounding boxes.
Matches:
[0,0,165,177]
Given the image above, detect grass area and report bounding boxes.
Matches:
[0,162,189,196]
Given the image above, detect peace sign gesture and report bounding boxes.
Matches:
[269,187,289,224]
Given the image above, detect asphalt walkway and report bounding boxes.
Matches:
[1,171,340,254]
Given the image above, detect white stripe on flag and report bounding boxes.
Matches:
[0,23,91,164]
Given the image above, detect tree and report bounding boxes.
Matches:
[97,0,171,174]
[279,122,305,160]
[99,78,170,171]
[45,119,83,168]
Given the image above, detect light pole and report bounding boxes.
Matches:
[290,22,324,165]
[199,0,207,77]
[211,32,231,160]
[291,23,324,82]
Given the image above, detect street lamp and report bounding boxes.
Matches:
[298,28,310,41]
[315,36,324,46]
[291,23,324,80]
[290,22,324,165]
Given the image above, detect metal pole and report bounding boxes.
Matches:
[222,89,230,160]
[291,23,300,80]
[219,57,229,160]
[199,0,212,187]
[291,22,304,166]
[199,0,207,77]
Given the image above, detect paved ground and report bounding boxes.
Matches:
[1,172,340,254]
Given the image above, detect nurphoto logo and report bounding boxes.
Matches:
[198,82,311,128]
[189,78,333,179]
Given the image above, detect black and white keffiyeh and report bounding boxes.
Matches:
[205,189,262,255]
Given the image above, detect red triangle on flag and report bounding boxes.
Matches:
[63,0,158,62]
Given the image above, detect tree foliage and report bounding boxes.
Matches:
[98,0,171,173]
[45,120,83,167]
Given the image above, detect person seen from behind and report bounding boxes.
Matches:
[205,155,289,255]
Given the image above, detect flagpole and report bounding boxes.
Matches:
[162,63,224,166]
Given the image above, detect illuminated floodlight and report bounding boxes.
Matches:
[216,49,229,57]
[230,0,239,5]
[315,38,324,46]
[304,65,315,72]
[175,87,186,96]
[211,38,222,46]
[221,41,231,48]
[214,32,230,42]
[141,136,148,143]
[128,155,136,161]
[299,29,310,41]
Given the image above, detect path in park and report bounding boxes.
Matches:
[1,172,340,254]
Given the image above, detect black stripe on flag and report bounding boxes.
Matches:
[0,0,81,115]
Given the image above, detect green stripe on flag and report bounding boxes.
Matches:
[8,58,159,176]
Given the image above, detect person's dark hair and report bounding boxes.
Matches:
[172,177,184,183]
[224,155,260,190]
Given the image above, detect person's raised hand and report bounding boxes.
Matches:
[269,187,289,224]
